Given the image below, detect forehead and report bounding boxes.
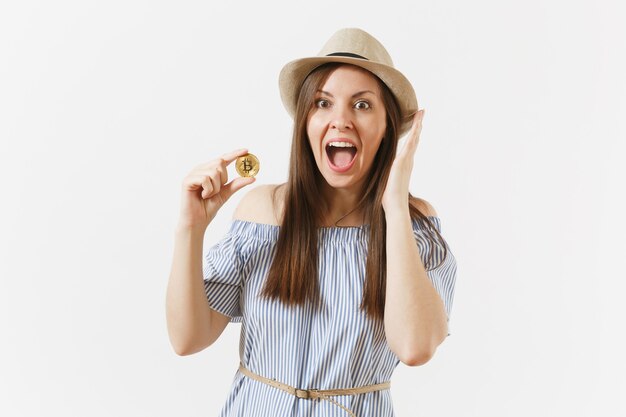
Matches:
[319,65,380,94]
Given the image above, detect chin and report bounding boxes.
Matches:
[320,171,364,191]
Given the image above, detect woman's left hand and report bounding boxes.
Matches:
[381,109,425,213]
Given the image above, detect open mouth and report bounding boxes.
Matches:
[325,142,357,171]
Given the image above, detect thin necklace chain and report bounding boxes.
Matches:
[332,205,364,228]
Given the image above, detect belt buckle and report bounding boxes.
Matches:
[295,388,310,399]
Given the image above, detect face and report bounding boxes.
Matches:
[306,65,387,193]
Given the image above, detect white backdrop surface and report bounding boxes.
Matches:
[1,1,625,416]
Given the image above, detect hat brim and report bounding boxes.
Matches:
[278,56,418,138]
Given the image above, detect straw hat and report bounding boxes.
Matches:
[278,27,418,138]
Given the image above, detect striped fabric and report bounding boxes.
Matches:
[202,216,457,417]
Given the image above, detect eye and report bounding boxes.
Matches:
[315,99,330,108]
[355,100,371,110]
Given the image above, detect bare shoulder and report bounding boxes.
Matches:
[410,197,439,217]
[232,182,286,225]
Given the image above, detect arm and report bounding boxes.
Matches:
[380,109,447,366]
[166,149,255,356]
[167,182,275,355]
[166,225,225,356]
[383,200,448,366]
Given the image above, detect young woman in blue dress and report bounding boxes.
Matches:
[166,27,455,416]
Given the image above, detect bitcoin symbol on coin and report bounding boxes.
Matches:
[236,153,260,177]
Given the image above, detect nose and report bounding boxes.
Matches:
[330,105,353,131]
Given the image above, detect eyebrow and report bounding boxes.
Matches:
[316,90,377,98]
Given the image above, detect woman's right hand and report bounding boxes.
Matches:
[177,148,256,231]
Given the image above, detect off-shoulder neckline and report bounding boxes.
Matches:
[229,215,440,230]
[224,216,440,243]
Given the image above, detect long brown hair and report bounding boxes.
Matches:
[260,62,449,322]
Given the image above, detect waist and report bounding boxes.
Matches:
[238,361,391,417]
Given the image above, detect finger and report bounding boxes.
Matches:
[216,164,228,185]
[409,110,423,138]
[394,117,422,164]
[398,115,420,156]
[220,148,250,165]
[197,165,226,197]
[406,110,424,152]
[220,176,256,201]
[183,174,207,192]
[396,136,411,158]
[204,174,221,198]
[200,178,214,199]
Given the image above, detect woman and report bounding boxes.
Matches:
[166,28,457,417]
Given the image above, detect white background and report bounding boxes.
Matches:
[1,0,625,416]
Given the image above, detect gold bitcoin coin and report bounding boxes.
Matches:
[236,153,260,177]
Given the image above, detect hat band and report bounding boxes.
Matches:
[325,52,369,60]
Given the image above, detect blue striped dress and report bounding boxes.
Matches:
[202,216,457,417]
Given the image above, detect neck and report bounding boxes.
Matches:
[317,180,367,227]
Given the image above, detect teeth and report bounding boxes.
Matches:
[328,141,355,148]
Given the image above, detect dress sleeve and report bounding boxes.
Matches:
[202,229,244,323]
[412,217,457,337]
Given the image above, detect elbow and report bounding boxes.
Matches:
[402,324,449,366]
[393,324,449,366]
[172,342,203,356]
[167,318,214,356]
[399,336,441,366]
[402,330,449,366]
[388,333,441,367]
[401,348,435,367]
[171,340,193,356]
[168,333,208,356]
[166,328,195,356]
[174,346,191,356]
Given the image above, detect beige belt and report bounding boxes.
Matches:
[238,361,391,417]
